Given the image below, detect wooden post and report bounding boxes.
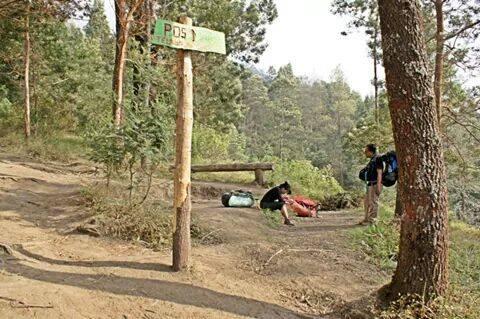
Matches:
[172,15,193,272]
[254,169,264,186]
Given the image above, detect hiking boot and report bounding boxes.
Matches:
[284,218,295,226]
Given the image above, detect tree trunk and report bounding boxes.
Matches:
[23,4,31,140]
[433,0,444,125]
[172,15,194,272]
[378,0,449,303]
[458,191,465,221]
[373,18,379,124]
[394,184,403,218]
[133,0,154,110]
[112,0,129,127]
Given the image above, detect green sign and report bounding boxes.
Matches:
[152,19,226,55]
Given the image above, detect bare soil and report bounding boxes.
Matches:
[0,154,388,318]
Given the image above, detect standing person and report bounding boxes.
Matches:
[260,181,295,226]
[359,144,383,225]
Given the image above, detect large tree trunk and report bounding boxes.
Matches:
[112,0,144,127]
[133,0,152,108]
[433,0,444,125]
[112,0,130,127]
[378,0,449,303]
[23,4,31,140]
[394,184,403,218]
[373,19,379,124]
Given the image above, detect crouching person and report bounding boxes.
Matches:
[260,181,295,226]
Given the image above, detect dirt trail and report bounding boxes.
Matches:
[0,154,388,319]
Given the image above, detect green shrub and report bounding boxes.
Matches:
[0,132,87,162]
[85,109,171,191]
[192,124,248,164]
[269,160,343,200]
[261,209,282,228]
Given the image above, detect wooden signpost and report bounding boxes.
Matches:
[152,16,226,271]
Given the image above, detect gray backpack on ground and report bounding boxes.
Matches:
[221,190,255,207]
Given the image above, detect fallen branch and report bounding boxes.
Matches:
[200,229,222,243]
[286,249,330,253]
[0,243,13,255]
[0,296,53,309]
[263,249,284,267]
[263,248,330,268]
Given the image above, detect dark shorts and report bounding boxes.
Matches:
[260,201,284,211]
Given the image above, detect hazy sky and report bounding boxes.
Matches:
[101,0,375,96]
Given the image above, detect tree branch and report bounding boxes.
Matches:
[444,108,480,144]
[444,19,480,41]
[0,0,21,12]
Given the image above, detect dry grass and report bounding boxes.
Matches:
[81,183,222,250]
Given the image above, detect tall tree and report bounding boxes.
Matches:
[267,64,302,160]
[241,74,273,158]
[84,0,110,40]
[112,0,144,127]
[331,0,382,123]
[378,0,449,302]
[0,0,87,139]
[432,0,444,125]
[164,0,278,64]
[84,0,113,66]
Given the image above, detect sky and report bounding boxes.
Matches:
[101,0,375,97]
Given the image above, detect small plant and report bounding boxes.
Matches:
[261,209,282,228]
[85,107,171,202]
[350,206,399,269]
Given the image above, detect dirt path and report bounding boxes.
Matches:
[0,154,388,319]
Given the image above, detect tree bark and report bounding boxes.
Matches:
[394,184,403,218]
[113,0,128,127]
[433,0,444,125]
[132,0,152,109]
[172,15,193,272]
[23,3,31,140]
[373,17,379,124]
[378,0,449,303]
[112,0,144,127]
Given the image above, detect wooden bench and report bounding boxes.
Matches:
[190,163,274,186]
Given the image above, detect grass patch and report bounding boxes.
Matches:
[351,204,480,318]
[194,171,255,184]
[261,209,282,229]
[350,205,399,270]
[0,132,87,162]
[82,184,221,249]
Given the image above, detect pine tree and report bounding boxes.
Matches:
[84,0,113,67]
[84,0,111,41]
[378,0,449,302]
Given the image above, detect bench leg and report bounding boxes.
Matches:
[254,169,265,186]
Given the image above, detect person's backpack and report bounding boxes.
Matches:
[221,190,255,207]
[380,151,398,187]
[358,166,369,182]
